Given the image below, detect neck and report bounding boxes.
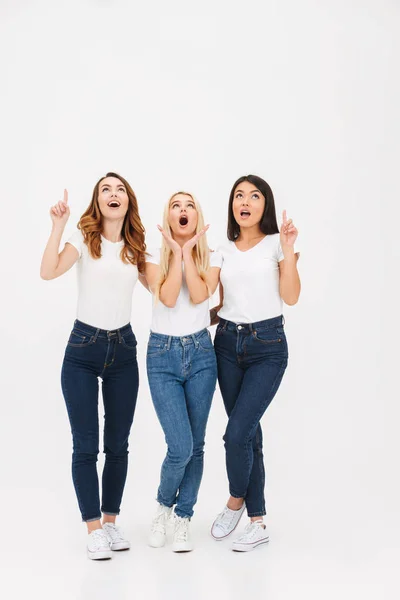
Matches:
[102,218,124,243]
[237,225,264,244]
[172,232,194,248]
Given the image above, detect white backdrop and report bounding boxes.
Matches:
[0,1,398,599]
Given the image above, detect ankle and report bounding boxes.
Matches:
[227,497,244,511]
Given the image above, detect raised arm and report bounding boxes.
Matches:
[40,190,80,280]
[278,210,301,305]
[182,226,220,304]
[144,226,183,308]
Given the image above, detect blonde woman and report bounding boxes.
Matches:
[40,173,147,560]
[145,192,221,552]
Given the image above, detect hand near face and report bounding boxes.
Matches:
[182,225,209,256]
[157,225,182,256]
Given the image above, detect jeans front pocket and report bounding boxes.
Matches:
[67,330,95,348]
[252,327,284,345]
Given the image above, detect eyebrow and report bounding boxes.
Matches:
[170,198,194,205]
[235,188,261,194]
[101,183,126,189]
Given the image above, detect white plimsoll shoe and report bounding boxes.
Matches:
[232,520,269,552]
[172,515,193,552]
[149,504,173,548]
[102,522,130,551]
[211,503,246,540]
[87,529,112,560]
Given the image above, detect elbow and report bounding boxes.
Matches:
[161,297,177,308]
[40,270,53,280]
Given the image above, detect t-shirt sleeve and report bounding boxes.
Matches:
[66,230,84,258]
[277,239,300,262]
[210,249,223,268]
[145,248,161,265]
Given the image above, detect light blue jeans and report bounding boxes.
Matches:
[146,328,217,518]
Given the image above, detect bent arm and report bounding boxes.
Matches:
[40,228,79,280]
[279,249,301,305]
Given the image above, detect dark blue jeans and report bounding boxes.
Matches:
[214,315,288,518]
[61,320,139,522]
[146,328,217,518]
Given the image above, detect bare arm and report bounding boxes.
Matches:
[144,251,183,308]
[278,210,301,305]
[210,282,224,325]
[138,271,150,292]
[279,250,301,305]
[40,190,80,280]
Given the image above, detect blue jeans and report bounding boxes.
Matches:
[214,315,288,518]
[61,320,139,522]
[146,328,217,519]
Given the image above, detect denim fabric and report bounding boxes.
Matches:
[61,320,139,521]
[214,315,288,517]
[146,328,217,519]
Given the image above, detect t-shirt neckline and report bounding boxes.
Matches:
[101,234,124,246]
[233,235,267,254]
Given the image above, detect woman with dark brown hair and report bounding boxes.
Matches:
[40,173,146,560]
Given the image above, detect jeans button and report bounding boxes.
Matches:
[237,325,242,330]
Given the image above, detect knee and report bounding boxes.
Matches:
[167,439,193,467]
[223,423,246,449]
[72,433,98,462]
[104,437,129,458]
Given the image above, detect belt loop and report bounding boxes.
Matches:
[117,328,122,343]
[93,328,100,342]
[167,336,171,350]
[282,314,285,326]
[192,333,199,348]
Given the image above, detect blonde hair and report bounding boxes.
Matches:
[156,192,211,302]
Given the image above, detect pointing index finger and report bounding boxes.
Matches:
[64,189,68,204]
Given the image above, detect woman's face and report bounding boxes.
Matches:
[98,177,129,219]
[232,180,265,230]
[168,194,198,237]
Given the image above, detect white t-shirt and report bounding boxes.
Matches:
[67,230,139,330]
[218,234,299,324]
[146,249,222,336]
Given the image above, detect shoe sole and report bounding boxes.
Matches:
[211,504,246,541]
[111,542,130,551]
[87,550,112,560]
[172,545,193,553]
[232,537,269,552]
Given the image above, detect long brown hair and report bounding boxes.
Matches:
[78,172,146,273]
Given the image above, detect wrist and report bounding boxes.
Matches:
[51,223,65,235]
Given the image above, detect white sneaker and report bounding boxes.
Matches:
[103,522,130,551]
[172,515,193,552]
[87,529,112,560]
[211,503,246,540]
[232,520,269,552]
[149,504,173,548]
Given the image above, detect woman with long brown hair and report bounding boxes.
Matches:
[40,173,146,560]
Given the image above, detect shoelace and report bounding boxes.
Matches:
[104,524,125,542]
[90,530,110,550]
[151,509,168,534]
[236,520,264,542]
[217,507,238,530]
[173,517,189,542]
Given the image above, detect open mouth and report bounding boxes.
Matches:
[179,215,189,226]
[240,210,251,219]
[108,200,121,208]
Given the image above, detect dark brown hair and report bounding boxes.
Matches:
[227,174,279,241]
